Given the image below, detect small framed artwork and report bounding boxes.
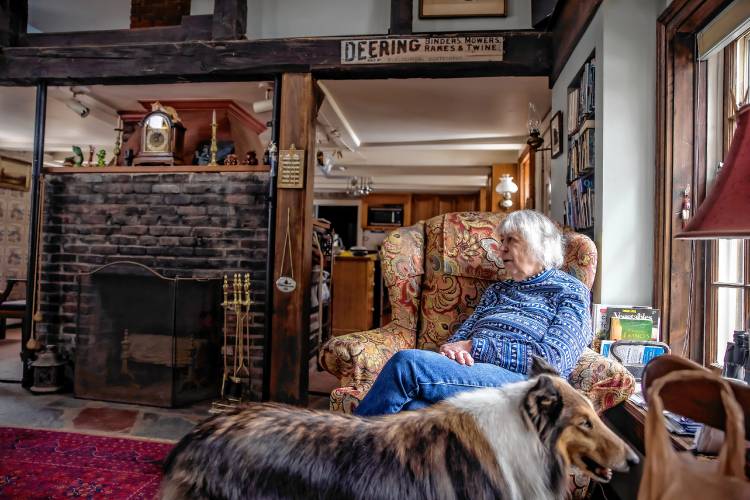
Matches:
[550,111,563,159]
[419,0,507,18]
[0,158,30,191]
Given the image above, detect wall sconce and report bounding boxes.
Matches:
[526,101,550,151]
[495,174,518,210]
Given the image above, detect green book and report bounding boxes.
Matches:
[610,317,655,341]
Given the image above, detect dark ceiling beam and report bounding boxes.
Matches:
[0,0,27,47]
[212,0,247,40]
[390,0,413,35]
[0,31,551,86]
[548,0,602,86]
[531,0,560,30]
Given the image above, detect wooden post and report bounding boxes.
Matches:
[212,0,247,40]
[0,0,27,47]
[269,73,317,405]
[390,0,413,35]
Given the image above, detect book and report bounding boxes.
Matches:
[600,340,667,364]
[609,317,654,341]
[603,306,661,340]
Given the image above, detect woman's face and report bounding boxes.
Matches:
[499,231,544,281]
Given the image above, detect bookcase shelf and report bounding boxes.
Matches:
[564,52,596,233]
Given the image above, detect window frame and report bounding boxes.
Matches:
[705,30,750,368]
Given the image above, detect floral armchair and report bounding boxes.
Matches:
[319,212,635,415]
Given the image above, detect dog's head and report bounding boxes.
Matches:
[523,356,639,483]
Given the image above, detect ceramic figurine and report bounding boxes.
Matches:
[224,153,239,166]
[124,149,134,166]
[244,151,258,165]
[87,145,94,167]
[72,146,84,167]
[96,149,107,167]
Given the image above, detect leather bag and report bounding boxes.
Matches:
[638,370,750,500]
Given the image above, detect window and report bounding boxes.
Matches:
[708,30,750,366]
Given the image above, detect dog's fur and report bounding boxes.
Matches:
[161,357,637,500]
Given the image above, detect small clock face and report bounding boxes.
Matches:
[147,130,168,151]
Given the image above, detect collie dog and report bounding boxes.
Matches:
[161,357,637,500]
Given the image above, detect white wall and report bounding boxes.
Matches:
[598,0,657,306]
[550,0,660,306]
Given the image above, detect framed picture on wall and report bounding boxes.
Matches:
[550,111,563,159]
[419,0,507,18]
[0,157,30,191]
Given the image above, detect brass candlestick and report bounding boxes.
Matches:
[208,109,218,167]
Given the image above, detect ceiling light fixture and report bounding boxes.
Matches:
[252,84,274,114]
[66,87,90,118]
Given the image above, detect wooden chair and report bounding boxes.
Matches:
[0,278,26,340]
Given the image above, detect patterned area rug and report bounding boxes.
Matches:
[0,427,173,499]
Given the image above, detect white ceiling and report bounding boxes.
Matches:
[0,82,271,154]
[315,77,550,193]
[0,76,550,193]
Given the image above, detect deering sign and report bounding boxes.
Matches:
[341,36,504,65]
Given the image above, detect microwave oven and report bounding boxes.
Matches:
[367,205,404,226]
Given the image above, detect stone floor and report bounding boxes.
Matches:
[0,326,338,442]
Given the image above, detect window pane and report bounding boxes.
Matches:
[716,287,745,364]
[716,239,745,284]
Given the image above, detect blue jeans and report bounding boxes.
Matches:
[354,349,527,416]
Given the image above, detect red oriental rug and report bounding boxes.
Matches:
[0,427,173,499]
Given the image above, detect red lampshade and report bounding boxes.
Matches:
[676,104,750,239]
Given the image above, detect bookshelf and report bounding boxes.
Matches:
[564,52,596,238]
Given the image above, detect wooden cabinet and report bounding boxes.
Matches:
[332,256,376,335]
[411,193,481,222]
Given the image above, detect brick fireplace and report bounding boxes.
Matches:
[38,170,269,401]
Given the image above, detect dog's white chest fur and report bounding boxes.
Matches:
[447,383,556,500]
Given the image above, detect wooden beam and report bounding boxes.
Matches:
[269,73,317,405]
[390,0,413,35]
[549,0,602,86]
[0,31,551,86]
[0,0,27,47]
[18,15,212,47]
[212,0,247,40]
[531,0,560,29]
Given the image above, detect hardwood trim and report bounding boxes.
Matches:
[531,0,560,30]
[0,0,27,47]
[549,0,602,86]
[212,0,247,41]
[269,73,317,405]
[654,0,735,363]
[136,99,267,134]
[42,165,270,174]
[390,0,413,35]
[0,31,551,86]
[19,15,213,47]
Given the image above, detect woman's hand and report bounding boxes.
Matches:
[440,340,474,366]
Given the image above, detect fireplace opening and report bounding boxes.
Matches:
[75,261,222,407]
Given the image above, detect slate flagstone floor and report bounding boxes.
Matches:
[0,326,335,442]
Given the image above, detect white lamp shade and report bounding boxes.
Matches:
[495,174,519,194]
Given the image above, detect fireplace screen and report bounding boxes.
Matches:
[75,261,221,407]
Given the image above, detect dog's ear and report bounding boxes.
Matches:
[523,375,563,439]
[529,355,559,378]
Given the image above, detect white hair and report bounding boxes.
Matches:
[498,210,564,270]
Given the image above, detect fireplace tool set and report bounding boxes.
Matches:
[210,273,253,414]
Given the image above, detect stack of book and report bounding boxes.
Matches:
[566,58,596,134]
[567,120,595,182]
[592,304,663,363]
[564,176,595,229]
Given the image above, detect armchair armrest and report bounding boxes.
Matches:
[0,279,26,304]
[568,348,636,413]
[319,323,417,389]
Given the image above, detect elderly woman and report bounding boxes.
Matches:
[355,210,592,416]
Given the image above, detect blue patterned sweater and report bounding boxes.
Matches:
[446,269,592,378]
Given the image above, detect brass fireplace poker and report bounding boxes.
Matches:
[211,272,253,414]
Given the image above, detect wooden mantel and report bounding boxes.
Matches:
[42,165,270,175]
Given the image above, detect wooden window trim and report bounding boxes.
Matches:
[654,0,732,363]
